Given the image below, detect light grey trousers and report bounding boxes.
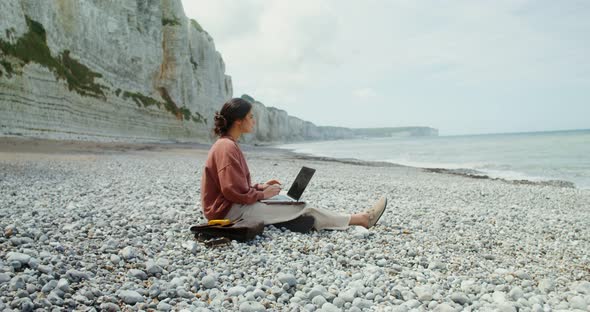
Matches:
[225,202,351,231]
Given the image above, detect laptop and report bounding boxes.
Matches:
[260,166,315,204]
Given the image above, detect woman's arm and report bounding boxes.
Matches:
[219,165,264,204]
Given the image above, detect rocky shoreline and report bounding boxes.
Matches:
[1,138,589,311]
[287,151,577,190]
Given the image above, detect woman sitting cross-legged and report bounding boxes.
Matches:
[200,98,387,231]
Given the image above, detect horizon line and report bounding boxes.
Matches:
[440,127,590,137]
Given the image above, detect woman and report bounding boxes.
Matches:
[201,98,387,231]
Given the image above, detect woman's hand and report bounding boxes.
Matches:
[260,179,281,190]
[262,185,281,199]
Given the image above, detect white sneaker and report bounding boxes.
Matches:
[365,196,387,228]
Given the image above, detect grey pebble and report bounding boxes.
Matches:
[352,297,372,309]
[52,288,66,298]
[308,285,328,299]
[169,277,184,288]
[312,295,327,306]
[332,297,345,308]
[391,264,403,272]
[252,288,266,298]
[405,299,421,309]
[156,258,170,267]
[433,303,455,312]
[177,288,193,298]
[450,292,470,305]
[574,281,590,294]
[56,278,70,292]
[118,246,138,260]
[16,297,34,311]
[157,301,172,311]
[428,261,446,270]
[128,269,148,280]
[37,265,52,274]
[201,275,216,289]
[27,257,39,269]
[110,254,121,264]
[278,273,297,287]
[9,276,25,290]
[100,302,121,311]
[25,283,37,294]
[569,296,587,310]
[239,301,266,312]
[118,290,144,304]
[339,288,358,302]
[0,273,11,284]
[65,269,90,282]
[16,289,29,297]
[227,286,247,296]
[538,278,555,293]
[320,302,342,312]
[413,285,433,302]
[42,280,57,293]
[513,270,531,280]
[352,226,370,239]
[146,260,163,275]
[47,292,64,306]
[149,284,162,297]
[509,286,524,301]
[6,252,31,265]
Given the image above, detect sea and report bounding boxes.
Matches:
[277,129,590,189]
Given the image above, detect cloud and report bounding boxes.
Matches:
[181,0,590,134]
[180,0,262,41]
[352,88,377,99]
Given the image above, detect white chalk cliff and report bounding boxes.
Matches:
[0,0,230,142]
[241,94,438,144]
[0,1,437,143]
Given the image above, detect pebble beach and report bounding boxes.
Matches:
[0,138,589,311]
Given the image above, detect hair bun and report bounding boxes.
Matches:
[213,111,228,136]
[214,112,227,127]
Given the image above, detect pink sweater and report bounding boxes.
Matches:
[201,136,263,220]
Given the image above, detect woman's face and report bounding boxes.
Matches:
[239,109,256,133]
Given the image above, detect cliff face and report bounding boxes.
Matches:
[241,95,438,144]
[0,0,231,142]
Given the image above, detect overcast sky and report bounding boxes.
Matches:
[181,0,590,135]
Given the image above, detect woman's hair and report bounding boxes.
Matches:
[213,98,252,136]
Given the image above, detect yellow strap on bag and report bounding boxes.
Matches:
[207,219,232,226]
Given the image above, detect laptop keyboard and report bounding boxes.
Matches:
[269,194,292,201]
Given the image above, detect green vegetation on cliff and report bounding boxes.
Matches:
[162,17,181,26]
[0,60,12,77]
[122,91,161,108]
[0,16,106,98]
[120,89,206,124]
[158,87,206,123]
[60,50,105,98]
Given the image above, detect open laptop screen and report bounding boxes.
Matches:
[287,166,316,201]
